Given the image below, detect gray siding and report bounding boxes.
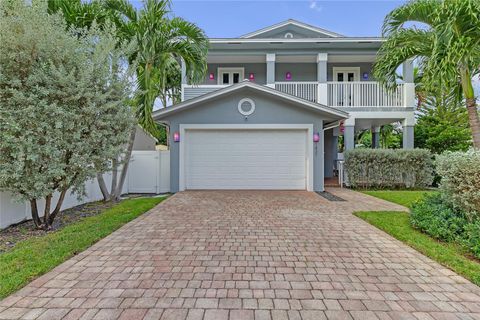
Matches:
[162,88,330,192]
[323,129,338,178]
[184,87,221,101]
[275,63,317,82]
[249,25,334,39]
[133,127,156,151]
[203,63,266,85]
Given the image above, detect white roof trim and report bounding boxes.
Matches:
[209,37,384,44]
[240,19,344,39]
[153,81,348,120]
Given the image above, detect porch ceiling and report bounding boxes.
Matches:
[207,53,377,64]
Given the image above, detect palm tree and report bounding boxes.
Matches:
[49,0,208,200]
[373,0,480,149]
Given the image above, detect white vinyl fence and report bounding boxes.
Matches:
[0,150,170,229]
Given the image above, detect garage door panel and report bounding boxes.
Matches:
[184,129,308,190]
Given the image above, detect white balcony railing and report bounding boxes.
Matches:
[275,82,318,103]
[327,82,404,107]
[183,82,407,107]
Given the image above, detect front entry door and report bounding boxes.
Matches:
[333,67,360,106]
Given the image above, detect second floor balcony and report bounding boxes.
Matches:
[183,81,409,108]
[180,53,415,109]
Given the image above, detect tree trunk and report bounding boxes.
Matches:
[466,98,480,150]
[43,194,52,230]
[113,127,136,201]
[109,158,118,201]
[97,172,110,201]
[30,199,42,229]
[48,189,67,225]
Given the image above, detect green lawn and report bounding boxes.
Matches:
[0,197,165,299]
[361,190,437,208]
[355,211,480,286]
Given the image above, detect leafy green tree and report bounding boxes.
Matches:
[0,1,135,229]
[415,97,472,154]
[374,0,480,149]
[49,0,208,200]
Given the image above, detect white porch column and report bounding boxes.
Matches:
[403,58,415,107]
[266,53,276,88]
[344,117,355,151]
[372,126,381,149]
[317,53,328,105]
[402,116,415,149]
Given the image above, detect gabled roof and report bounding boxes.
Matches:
[240,19,343,39]
[153,81,348,120]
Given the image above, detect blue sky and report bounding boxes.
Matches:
[130,0,408,38]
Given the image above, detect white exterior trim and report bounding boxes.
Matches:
[210,37,384,44]
[178,124,314,192]
[240,19,343,38]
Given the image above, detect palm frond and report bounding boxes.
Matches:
[374,29,434,89]
[382,0,441,36]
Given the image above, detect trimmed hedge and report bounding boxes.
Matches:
[436,150,480,220]
[344,149,434,189]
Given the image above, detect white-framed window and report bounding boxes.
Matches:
[332,67,361,82]
[217,67,245,85]
[284,32,294,39]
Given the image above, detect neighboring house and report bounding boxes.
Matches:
[133,126,157,151]
[153,19,415,193]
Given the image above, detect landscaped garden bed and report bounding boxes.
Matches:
[0,196,166,298]
[356,189,480,286]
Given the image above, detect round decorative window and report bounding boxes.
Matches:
[284,32,294,39]
[237,98,255,116]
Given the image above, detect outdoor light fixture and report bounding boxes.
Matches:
[209,73,215,80]
[313,132,320,143]
[249,73,255,81]
[285,72,292,80]
[173,132,180,142]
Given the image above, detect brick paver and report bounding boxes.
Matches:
[1,189,480,319]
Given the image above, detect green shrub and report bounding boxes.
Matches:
[461,222,480,258]
[344,149,434,189]
[410,193,480,259]
[436,150,480,220]
[410,193,467,242]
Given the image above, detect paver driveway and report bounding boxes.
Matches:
[1,189,480,320]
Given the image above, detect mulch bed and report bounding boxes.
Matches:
[0,194,158,254]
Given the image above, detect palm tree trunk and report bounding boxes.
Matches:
[466,98,480,150]
[461,70,480,149]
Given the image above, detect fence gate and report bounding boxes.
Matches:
[128,151,159,193]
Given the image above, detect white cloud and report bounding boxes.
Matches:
[309,0,322,12]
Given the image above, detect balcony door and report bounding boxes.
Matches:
[333,67,360,106]
[218,67,244,85]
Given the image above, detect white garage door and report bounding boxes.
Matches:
[184,129,308,190]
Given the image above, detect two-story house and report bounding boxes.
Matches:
[153,19,415,193]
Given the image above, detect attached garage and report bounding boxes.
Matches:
[153,81,347,192]
[181,126,312,190]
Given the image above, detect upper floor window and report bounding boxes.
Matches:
[218,67,244,85]
[284,32,294,39]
